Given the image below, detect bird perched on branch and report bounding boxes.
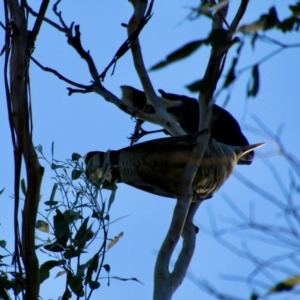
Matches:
[85,134,264,200]
[121,86,254,165]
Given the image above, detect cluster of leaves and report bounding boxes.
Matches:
[0,143,131,299]
[149,2,300,101]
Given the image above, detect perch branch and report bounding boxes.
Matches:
[154,0,250,298]
[128,0,185,137]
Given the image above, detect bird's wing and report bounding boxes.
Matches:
[124,181,176,199]
[119,134,196,154]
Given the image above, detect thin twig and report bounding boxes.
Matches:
[26,3,66,32]
[31,56,91,89]
[30,0,50,42]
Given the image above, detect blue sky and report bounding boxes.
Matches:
[1,1,299,299]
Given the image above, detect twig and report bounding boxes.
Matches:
[229,0,249,33]
[53,0,69,31]
[26,3,66,32]
[66,24,100,81]
[31,56,90,89]
[30,0,50,43]
[98,2,154,81]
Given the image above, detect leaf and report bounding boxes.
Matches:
[64,248,85,259]
[108,188,117,212]
[278,16,300,32]
[0,240,7,248]
[0,187,5,195]
[72,169,82,180]
[238,20,266,33]
[21,179,27,196]
[35,220,50,233]
[72,153,82,161]
[35,144,43,153]
[76,258,93,278]
[149,40,206,71]
[53,209,70,247]
[103,264,110,273]
[39,259,65,284]
[68,273,84,297]
[236,40,244,55]
[111,276,143,284]
[44,200,59,206]
[51,163,64,170]
[238,7,280,32]
[250,293,259,300]
[289,3,300,16]
[55,270,67,278]
[44,243,65,252]
[223,57,238,88]
[186,78,209,93]
[102,181,117,191]
[107,232,124,250]
[73,218,93,248]
[86,253,99,283]
[63,210,81,223]
[250,33,259,49]
[0,285,10,300]
[89,281,100,289]
[247,64,260,98]
[268,275,300,294]
[91,209,102,220]
[51,141,54,157]
[49,183,58,203]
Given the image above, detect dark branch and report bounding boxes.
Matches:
[31,56,91,89]
[26,3,66,32]
[30,0,50,43]
[97,0,154,81]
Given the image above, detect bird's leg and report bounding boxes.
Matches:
[129,119,169,144]
[130,118,145,145]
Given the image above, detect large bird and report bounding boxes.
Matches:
[121,86,254,165]
[85,134,264,200]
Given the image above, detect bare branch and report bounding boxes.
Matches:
[66,24,100,81]
[27,3,66,32]
[6,0,45,298]
[229,0,249,33]
[53,0,70,31]
[98,2,154,81]
[127,0,184,137]
[30,0,50,43]
[31,56,90,89]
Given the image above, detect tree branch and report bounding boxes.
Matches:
[154,0,251,298]
[5,1,50,298]
[229,0,250,33]
[128,0,184,137]
[30,0,50,43]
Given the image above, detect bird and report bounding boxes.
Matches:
[85,134,264,201]
[121,85,254,165]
